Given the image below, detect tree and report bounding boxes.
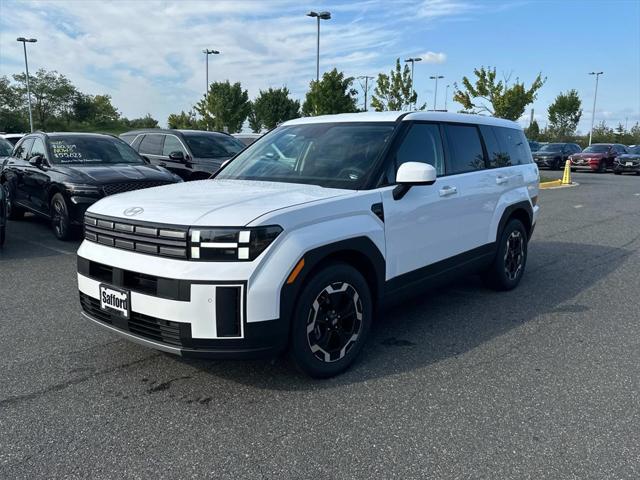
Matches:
[590,120,614,143]
[13,69,77,129]
[247,104,262,133]
[125,114,159,129]
[547,89,582,140]
[253,87,300,130]
[195,81,250,133]
[453,66,545,120]
[167,110,202,129]
[370,58,418,111]
[302,68,358,116]
[524,119,540,140]
[0,76,28,133]
[72,94,120,126]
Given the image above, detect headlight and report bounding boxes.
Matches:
[189,225,282,261]
[62,182,101,196]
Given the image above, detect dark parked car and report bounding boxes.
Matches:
[0,137,14,157]
[121,129,245,181]
[528,140,542,153]
[569,143,628,173]
[533,142,582,170]
[232,133,262,146]
[0,157,9,246]
[613,145,640,175]
[1,132,181,240]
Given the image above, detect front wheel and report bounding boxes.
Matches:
[289,263,372,378]
[50,193,73,240]
[484,219,528,291]
[3,183,24,220]
[0,225,5,247]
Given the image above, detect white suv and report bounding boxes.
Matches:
[77,112,539,377]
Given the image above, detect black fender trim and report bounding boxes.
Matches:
[278,236,385,336]
[497,200,533,241]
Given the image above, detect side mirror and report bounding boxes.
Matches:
[169,151,185,161]
[29,154,45,168]
[393,162,437,200]
[141,155,151,164]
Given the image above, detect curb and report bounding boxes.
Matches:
[539,180,579,190]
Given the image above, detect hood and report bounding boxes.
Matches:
[618,154,640,160]
[54,164,176,184]
[87,179,351,226]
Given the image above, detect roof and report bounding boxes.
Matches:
[282,111,522,129]
[122,128,231,136]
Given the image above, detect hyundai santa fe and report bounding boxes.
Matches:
[77,111,540,378]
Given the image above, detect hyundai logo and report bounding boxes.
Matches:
[123,207,144,216]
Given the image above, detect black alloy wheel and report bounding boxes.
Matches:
[484,219,528,291]
[50,193,72,240]
[3,183,24,220]
[290,263,372,378]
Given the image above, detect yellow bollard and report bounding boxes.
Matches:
[561,159,572,185]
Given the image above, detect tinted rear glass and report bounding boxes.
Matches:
[445,124,485,173]
[183,133,244,158]
[493,127,531,165]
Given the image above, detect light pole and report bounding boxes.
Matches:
[307,11,331,83]
[444,84,450,111]
[357,75,374,111]
[404,57,422,110]
[16,37,37,132]
[202,49,220,99]
[588,71,603,146]
[430,75,444,110]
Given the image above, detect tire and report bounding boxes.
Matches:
[554,158,561,170]
[570,168,577,173]
[598,160,606,173]
[50,193,73,240]
[289,262,373,378]
[484,219,528,291]
[0,225,5,247]
[3,183,25,220]
[614,170,622,175]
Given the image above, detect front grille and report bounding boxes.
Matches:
[84,214,188,259]
[103,181,172,196]
[80,292,185,347]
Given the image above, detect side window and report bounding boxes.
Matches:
[616,145,627,154]
[444,124,485,173]
[395,123,445,177]
[120,134,136,145]
[479,125,511,168]
[14,138,34,160]
[162,135,185,156]
[138,134,164,156]
[30,138,47,159]
[494,127,531,166]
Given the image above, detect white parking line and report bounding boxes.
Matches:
[574,205,583,209]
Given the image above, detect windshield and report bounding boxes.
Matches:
[539,143,564,152]
[183,133,244,159]
[627,146,640,155]
[583,145,610,153]
[49,136,144,165]
[217,123,395,189]
[0,138,12,156]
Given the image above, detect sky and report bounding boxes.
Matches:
[0,0,639,132]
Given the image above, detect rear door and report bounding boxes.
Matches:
[23,137,50,213]
[161,134,191,179]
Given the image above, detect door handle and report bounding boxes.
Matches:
[496,175,508,185]
[438,185,457,197]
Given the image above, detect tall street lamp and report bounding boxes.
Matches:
[430,75,444,110]
[588,71,603,146]
[404,57,422,110]
[307,10,331,83]
[203,49,220,98]
[16,37,37,133]
[444,84,450,111]
[357,75,374,111]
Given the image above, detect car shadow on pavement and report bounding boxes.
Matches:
[0,216,81,260]
[177,240,632,389]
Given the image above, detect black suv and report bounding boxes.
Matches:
[532,142,582,170]
[1,132,181,240]
[121,129,245,181]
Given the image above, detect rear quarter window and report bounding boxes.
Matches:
[493,127,532,166]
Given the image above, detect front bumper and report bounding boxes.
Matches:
[570,159,600,171]
[534,157,558,168]
[613,162,640,172]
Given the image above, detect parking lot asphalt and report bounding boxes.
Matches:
[1,171,639,479]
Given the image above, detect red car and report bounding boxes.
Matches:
[569,143,628,173]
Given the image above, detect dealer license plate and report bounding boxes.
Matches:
[99,284,130,318]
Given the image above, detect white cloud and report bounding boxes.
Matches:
[416,51,447,64]
[0,0,467,126]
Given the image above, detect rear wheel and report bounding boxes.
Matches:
[484,219,528,291]
[289,263,372,378]
[3,183,24,220]
[0,225,5,247]
[50,193,72,240]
